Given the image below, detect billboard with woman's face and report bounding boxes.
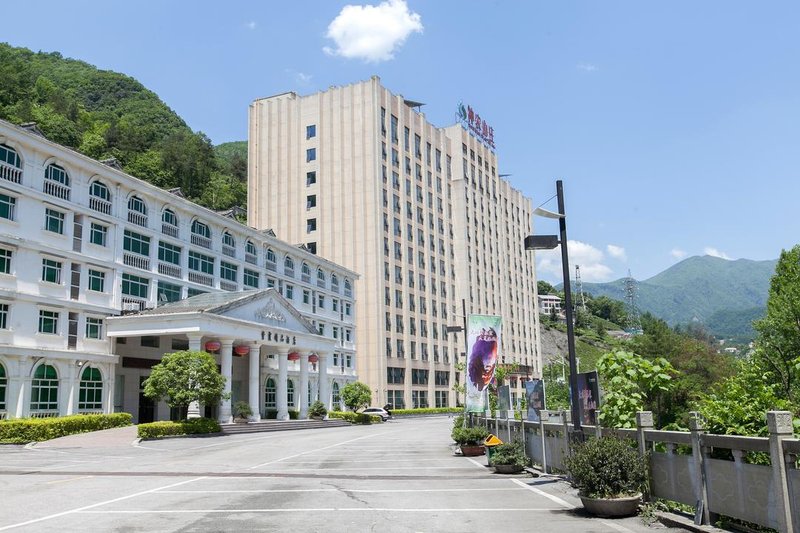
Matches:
[465,315,502,412]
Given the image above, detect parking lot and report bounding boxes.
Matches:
[0,417,678,532]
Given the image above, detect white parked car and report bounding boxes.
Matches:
[360,407,391,422]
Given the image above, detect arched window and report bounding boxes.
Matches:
[222,231,235,248]
[344,279,353,297]
[301,262,311,282]
[78,367,103,411]
[266,248,276,265]
[191,219,211,248]
[127,195,147,226]
[283,256,295,276]
[30,364,59,413]
[0,362,6,412]
[0,144,21,168]
[245,240,257,263]
[317,269,326,288]
[264,377,276,409]
[330,274,339,292]
[44,163,70,200]
[162,208,178,237]
[89,180,112,215]
[287,379,295,407]
[332,382,340,408]
[308,381,315,405]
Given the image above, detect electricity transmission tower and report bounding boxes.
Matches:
[624,269,643,334]
[575,264,586,312]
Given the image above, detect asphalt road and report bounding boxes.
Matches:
[0,417,682,532]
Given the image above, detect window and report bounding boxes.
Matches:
[387,367,405,384]
[332,382,340,407]
[38,310,59,334]
[390,115,398,143]
[306,195,317,209]
[285,284,294,300]
[317,323,325,335]
[306,148,316,162]
[306,218,316,233]
[0,143,21,168]
[88,269,105,292]
[331,273,339,292]
[287,379,295,406]
[317,294,325,309]
[89,223,107,246]
[187,288,206,298]
[162,208,178,228]
[85,317,103,339]
[222,231,236,249]
[301,262,311,282]
[123,230,150,256]
[78,367,103,410]
[45,163,69,186]
[30,364,58,411]
[41,258,62,284]
[89,180,111,202]
[284,256,294,276]
[345,302,352,316]
[344,279,352,297]
[121,273,149,298]
[245,240,257,259]
[220,261,238,282]
[306,171,316,186]
[45,208,64,234]
[302,289,310,304]
[0,248,11,274]
[265,377,276,408]
[158,241,181,265]
[0,193,15,220]
[317,269,326,287]
[0,362,5,412]
[244,269,259,288]
[191,219,210,238]
[332,298,338,312]
[188,251,214,274]
[157,281,182,303]
[306,124,316,139]
[0,303,8,329]
[127,195,147,225]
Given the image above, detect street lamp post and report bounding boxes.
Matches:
[525,179,582,433]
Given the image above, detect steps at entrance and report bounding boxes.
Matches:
[220,419,352,435]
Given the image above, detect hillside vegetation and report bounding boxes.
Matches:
[0,42,245,211]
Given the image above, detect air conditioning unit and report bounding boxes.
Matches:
[122,302,140,312]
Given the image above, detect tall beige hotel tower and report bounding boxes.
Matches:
[249,77,542,409]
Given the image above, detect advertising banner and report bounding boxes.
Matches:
[576,370,600,425]
[525,379,545,422]
[465,314,502,413]
[497,385,511,411]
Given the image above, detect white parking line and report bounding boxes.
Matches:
[465,457,487,470]
[159,487,524,494]
[77,508,563,514]
[510,479,574,509]
[0,477,206,531]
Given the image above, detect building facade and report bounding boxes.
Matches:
[0,119,358,422]
[248,77,542,409]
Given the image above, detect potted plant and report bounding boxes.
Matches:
[232,401,253,423]
[308,400,327,420]
[452,425,490,456]
[490,440,528,474]
[564,436,648,517]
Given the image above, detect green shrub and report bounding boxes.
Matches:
[564,437,648,498]
[288,410,299,420]
[328,411,381,424]
[391,407,462,416]
[308,400,327,418]
[137,417,221,439]
[232,401,253,419]
[0,413,132,444]
[265,409,278,419]
[491,440,529,467]
[452,425,489,445]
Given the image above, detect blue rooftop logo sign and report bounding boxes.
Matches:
[456,101,495,149]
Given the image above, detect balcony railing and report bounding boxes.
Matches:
[29,411,59,419]
[265,261,276,272]
[43,180,70,201]
[222,245,236,258]
[89,196,112,215]
[0,162,22,184]
[158,262,182,279]
[121,296,147,312]
[188,271,213,287]
[127,211,148,227]
[245,253,257,265]
[191,234,211,249]
[220,280,238,292]
[161,223,179,238]
[123,252,150,271]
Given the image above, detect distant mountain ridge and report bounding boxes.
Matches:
[580,255,776,332]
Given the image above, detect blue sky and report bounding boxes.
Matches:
[4,1,799,282]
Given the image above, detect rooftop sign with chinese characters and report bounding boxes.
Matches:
[457,102,495,149]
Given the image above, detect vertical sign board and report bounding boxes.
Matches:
[465,315,502,413]
[525,379,545,422]
[576,370,600,425]
[497,385,511,411]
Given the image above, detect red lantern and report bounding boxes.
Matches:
[308,354,319,364]
[287,352,300,361]
[234,345,251,356]
[204,340,221,352]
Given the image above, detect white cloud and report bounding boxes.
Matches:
[704,247,731,260]
[670,248,687,260]
[285,69,313,86]
[245,21,257,30]
[536,240,614,283]
[323,0,423,63]
[577,63,598,72]
[606,244,627,261]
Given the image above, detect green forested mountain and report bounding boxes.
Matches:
[581,255,777,334]
[0,42,245,210]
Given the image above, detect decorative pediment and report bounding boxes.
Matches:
[211,290,316,334]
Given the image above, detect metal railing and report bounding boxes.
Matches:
[0,162,22,184]
[43,180,70,201]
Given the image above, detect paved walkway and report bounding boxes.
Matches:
[32,425,138,449]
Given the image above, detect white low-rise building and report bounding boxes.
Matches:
[538,294,562,316]
[0,119,359,423]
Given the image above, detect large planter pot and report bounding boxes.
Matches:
[459,444,485,457]
[579,493,642,518]
[493,464,524,474]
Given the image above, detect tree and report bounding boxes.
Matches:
[341,381,372,411]
[143,350,228,411]
[586,295,628,327]
[753,245,800,403]
[537,280,556,295]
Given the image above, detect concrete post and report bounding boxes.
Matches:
[636,411,654,501]
[689,411,711,525]
[595,409,603,439]
[767,411,794,533]
[186,333,203,419]
[299,353,309,419]
[219,339,234,424]
[539,409,549,474]
[276,349,289,420]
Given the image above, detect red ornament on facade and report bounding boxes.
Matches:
[204,340,221,352]
[308,354,319,363]
[233,345,251,356]
[287,352,300,361]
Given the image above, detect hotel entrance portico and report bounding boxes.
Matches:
[107,288,348,424]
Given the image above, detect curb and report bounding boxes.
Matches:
[656,511,726,532]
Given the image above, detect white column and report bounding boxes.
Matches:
[7,357,24,419]
[276,349,289,421]
[186,333,203,419]
[16,357,30,418]
[318,352,330,412]
[248,341,261,422]
[219,339,234,424]
[65,361,78,415]
[299,353,310,419]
